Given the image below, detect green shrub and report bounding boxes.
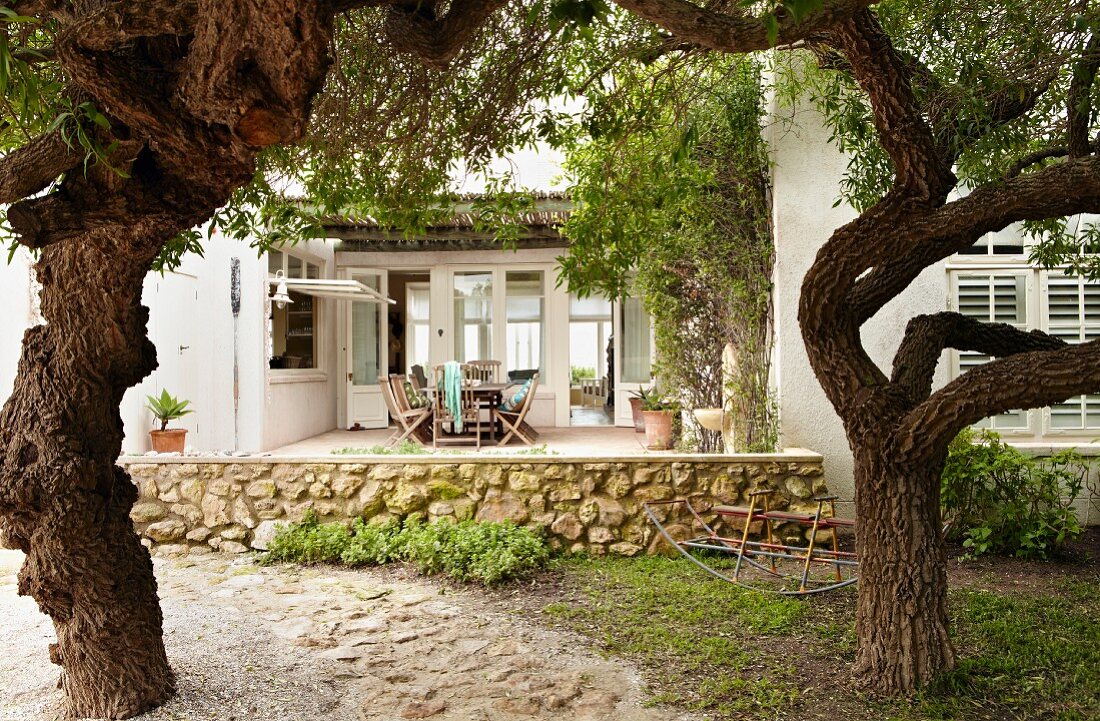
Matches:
[340,517,407,566]
[941,429,1086,559]
[262,510,350,564]
[262,513,550,584]
[401,518,550,584]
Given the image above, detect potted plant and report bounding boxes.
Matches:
[635,387,677,450]
[627,387,648,433]
[146,390,194,453]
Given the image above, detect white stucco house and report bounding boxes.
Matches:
[1,102,1098,520]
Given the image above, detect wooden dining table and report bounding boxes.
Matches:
[426,382,512,444]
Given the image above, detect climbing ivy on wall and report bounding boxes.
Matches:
[560,57,777,452]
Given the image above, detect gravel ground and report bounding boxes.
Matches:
[0,550,696,721]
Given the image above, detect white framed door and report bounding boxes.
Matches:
[345,269,389,429]
[613,296,655,427]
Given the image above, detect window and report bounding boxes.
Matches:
[506,270,544,374]
[569,295,613,382]
[620,295,652,383]
[1044,275,1100,430]
[453,271,493,362]
[406,283,431,375]
[954,272,1029,430]
[268,249,322,370]
[957,224,1026,256]
[951,268,1100,436]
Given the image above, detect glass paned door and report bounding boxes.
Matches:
[614,295,654,427]
[453,271,493,362]
[346,270,388,429]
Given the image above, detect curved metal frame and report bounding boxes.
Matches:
[643,499,859,596]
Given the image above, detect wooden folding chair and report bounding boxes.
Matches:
[380,375,432,448]
[467,359,501,383]
[495,373,540,446]
[432,364,482,449]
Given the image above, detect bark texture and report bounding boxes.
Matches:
[792,9,1100,694]
[0,1,382,717]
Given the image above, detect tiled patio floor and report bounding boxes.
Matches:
[270,425,659,457]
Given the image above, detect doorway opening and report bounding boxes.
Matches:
[568,295,613,426]
[388,272,431,383]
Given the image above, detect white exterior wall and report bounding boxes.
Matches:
[767,103,950,512]
[119,230,270,454]
[0,250,35,402]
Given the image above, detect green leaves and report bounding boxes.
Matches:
[941,428,1087,559]
[145,389,194,431]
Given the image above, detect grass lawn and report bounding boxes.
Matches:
[493,534,1099,721]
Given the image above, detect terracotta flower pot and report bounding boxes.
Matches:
[641,410,674,450]
[149,428,187,454]
[629,397,646,433]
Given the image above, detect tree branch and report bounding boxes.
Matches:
[828,10,954,202]
[611,0,878,54]
[384,0,508,70]
[72,1,198,53]
[890,312,1066,403]
[847,153,1100,324]
[1068,33,1100,157]
[894,339,1100,460]
[0,132,81,206]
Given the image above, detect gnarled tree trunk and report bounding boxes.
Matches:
[1,231,177,717]
[0,1,360,716]
[850,441,954,692]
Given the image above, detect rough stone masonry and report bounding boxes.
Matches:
[121,451,828,557]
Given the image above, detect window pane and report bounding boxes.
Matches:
[268,252,317,370]
[287,254,302,279]
[621,296,652,383]
[305,262,319,280]
[406,284,430,375]
[507,271,544,373]
[268,249,284,275]
[454,271,492,362]
[351,274,381,384]
[570,295,612,319]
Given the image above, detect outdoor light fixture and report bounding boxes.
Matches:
[270,270,293,309]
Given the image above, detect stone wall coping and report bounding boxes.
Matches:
[119,447,824,466]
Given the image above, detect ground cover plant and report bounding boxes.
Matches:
[517,548,1100,721]
[942,429,1088,559]
[262,512,550,585]
[330,442,556,456]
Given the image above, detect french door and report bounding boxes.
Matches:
[344,269,389,429]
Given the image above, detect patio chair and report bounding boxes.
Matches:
[495,373,540,446]
[467,359,501,383]
[379,375,432,447]
[432,363,482,449]
[410,364,429,390]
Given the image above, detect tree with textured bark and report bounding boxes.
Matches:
[0,0,551,717]
[1,0,1098,716]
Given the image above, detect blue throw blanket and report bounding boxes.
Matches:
[444,361,464,433]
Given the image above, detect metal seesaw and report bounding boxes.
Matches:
[644,489,858,596]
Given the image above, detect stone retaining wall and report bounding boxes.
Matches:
[121,450,827,558]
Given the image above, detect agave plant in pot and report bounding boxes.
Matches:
[633,387,678,450]
[146,390,194,453]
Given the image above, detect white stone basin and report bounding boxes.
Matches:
[693,408,723,432]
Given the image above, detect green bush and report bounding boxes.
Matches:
[261,514,550,584]
[263,510,350,564]
[570,365,596,384]
[401,518,551,584]
[941,429,1086,559]
[340,517,407,566]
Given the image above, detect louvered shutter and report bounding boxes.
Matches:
[1045,274,1100,430]
[954,273,1029,430]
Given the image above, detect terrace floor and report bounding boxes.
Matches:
[271,425,658,457]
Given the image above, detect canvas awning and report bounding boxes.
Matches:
[268,277,395,304]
